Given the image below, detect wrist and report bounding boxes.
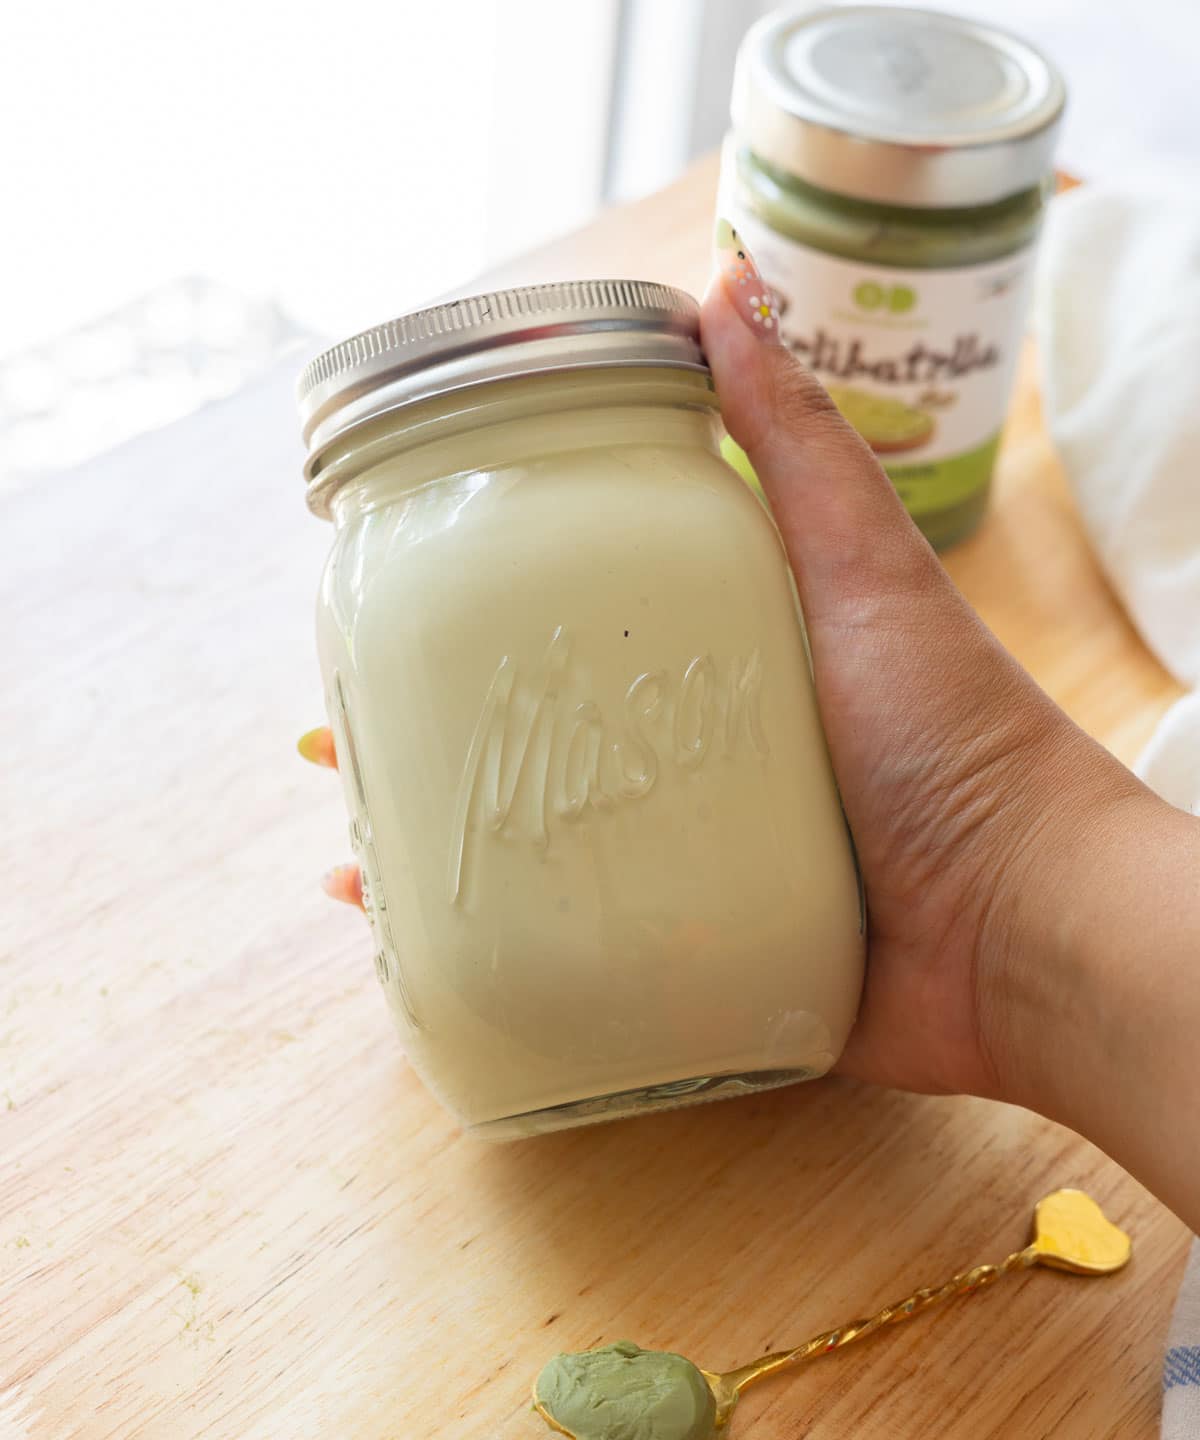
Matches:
[975,735,1155,1119]
[978,749,1200,1225]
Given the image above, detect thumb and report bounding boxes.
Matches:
[702,219,941,632]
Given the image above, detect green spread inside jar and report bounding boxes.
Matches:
[733,153,1047,271]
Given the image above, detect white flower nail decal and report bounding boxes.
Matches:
[748,293,777,328]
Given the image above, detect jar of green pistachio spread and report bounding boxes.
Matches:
[721,5,1065,548]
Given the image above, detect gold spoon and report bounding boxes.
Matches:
[532,1188,1132,1439]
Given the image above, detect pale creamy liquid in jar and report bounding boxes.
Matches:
[299,283,864,1138]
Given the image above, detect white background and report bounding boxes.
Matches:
[2,0,617,352]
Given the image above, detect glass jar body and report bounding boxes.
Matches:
[725,145,1050,549]
[314,370,864,1138]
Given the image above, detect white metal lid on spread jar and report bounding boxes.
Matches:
[731,4,1066,209]
[297,280,707,499]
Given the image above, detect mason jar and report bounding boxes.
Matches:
[298,281,864,1139]
[721,5,1065,549]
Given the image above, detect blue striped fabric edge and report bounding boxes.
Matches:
[1164,1346,1200,1390]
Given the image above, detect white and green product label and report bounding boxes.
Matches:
[729,209,1035,518]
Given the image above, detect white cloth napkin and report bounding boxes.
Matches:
[1037,176,1200,1437]
[1038,181,1200,695]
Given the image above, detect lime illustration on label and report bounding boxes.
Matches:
[824,386,935,455]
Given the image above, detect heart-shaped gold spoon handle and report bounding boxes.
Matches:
[701,1188,1132,1428]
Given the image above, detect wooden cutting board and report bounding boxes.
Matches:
[0,154,1189,1439]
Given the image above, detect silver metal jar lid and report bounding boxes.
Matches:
[731,5,1066,210]
[297,280,707,484]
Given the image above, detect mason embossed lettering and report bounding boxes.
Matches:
[448,628,769,904]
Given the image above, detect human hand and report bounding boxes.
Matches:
[707,220,1139,1101]
[709,221,1200,1229]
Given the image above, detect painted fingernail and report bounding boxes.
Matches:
[322,864,364,910]
[298,726,338,769]
[714,218,780,338]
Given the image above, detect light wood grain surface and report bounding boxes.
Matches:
[1,154,1189,1439]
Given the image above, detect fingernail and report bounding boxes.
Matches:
[298,726,338,769]
[713,218,780,339]
[322,864,364,910]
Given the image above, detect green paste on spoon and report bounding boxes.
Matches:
[534,1340,717,1440]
